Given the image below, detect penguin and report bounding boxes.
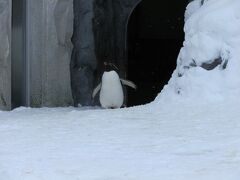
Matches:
[92,64,137,109]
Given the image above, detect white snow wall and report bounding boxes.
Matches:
[156,0,240,103]
[0,0,11,110]
[26,0,73,107]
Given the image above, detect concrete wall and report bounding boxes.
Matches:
[27,0,73,107]
[0,0,11,110]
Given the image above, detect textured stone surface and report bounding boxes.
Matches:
[71,0,141,106]
[0,0,11,110]
[27,0,73,107]
[71,0,97,106]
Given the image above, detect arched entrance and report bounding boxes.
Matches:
[127,0,189,106]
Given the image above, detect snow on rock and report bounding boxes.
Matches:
[156,0,240,103]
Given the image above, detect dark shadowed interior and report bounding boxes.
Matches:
[11,0,27,109]
[127,0,189,106]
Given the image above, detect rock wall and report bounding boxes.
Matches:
[0,0,11,110]
[70,0,97,106]
[27,0,73,107]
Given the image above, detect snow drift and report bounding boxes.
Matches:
[156,0,240,103]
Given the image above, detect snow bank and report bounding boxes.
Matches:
[156,0,240,103]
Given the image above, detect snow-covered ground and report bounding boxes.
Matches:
[1,98,240,180]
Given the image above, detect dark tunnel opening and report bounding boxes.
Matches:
[127,0,189,106]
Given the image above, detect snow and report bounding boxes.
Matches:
[1,99,240,180]
[1,0,240,179]
[157,0,240,103]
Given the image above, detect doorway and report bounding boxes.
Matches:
[127,0,188,106]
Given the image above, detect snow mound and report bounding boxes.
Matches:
[156,0,240,103]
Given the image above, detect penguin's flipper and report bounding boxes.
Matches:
[120,79,137,89]
[92,83,102,98]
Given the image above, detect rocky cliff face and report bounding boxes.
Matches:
[70,0,97,106]
[0,0,11,110]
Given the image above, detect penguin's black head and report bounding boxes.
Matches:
[103,62,119,72]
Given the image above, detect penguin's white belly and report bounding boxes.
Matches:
[100,71,124,108]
